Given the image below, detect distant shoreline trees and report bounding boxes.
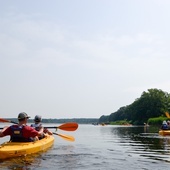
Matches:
[3,118,99,124]
[99,88,170,125]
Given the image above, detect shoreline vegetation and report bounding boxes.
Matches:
[99,88,170,126]
[2,88,170,126]
[2,116,167,126]
[2,118,99,124]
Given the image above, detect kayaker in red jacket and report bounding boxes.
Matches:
[0,112,45,142]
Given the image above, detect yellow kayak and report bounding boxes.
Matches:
[159,130,170,136]
[0,135,54,160]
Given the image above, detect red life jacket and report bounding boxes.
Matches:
[10,125,33,142]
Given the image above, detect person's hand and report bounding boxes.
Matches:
[43,133,48,138]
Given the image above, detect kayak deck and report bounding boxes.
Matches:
[0,135,54,160]
[159,130,170,136]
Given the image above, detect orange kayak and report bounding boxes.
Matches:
[159,130,170,136]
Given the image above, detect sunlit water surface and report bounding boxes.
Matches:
[1,124,170,170]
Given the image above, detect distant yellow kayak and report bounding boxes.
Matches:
[159,130,170,136]
[0,135,54,160]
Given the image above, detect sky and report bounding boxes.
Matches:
[0,0,170,119]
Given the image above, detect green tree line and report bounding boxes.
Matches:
[4,118,99,124]
[99,88,170,125]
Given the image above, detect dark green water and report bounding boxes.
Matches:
[1,124,170,170]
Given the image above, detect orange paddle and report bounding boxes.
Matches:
[0,118,17,124]
[165,112,170,118]
[45,122,78,131]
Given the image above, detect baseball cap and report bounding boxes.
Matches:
[34,115,42,122]
[18,112,30,120]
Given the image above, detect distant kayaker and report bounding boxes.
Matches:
[30,115,52,136]
[0,112,45,142]
[161,120,169,130]
[167,120,170,129]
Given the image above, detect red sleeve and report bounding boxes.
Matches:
[22,126,39,138]
[2,127,12,136]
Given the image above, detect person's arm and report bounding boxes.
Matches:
[24,126,44,138]
[0,131,4,137]
[44,128,53,135]
[0,126,10,137]
[38,125,44,134]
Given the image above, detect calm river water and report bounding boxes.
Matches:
[0,124,170,170]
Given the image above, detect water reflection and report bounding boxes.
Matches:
[106,125,170,163]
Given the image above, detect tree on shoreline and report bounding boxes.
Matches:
[99,88,170,125]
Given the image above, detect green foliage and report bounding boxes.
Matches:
[148,116,168,125]
[5,118,99,124]
[99,115,109,123]
[110,120,131,125]
[99,88,170,125]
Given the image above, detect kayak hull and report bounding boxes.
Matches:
[0,135,54,160]
[159,130,170,136]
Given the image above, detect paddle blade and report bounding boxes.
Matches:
[0,118,17,124]
[58,122,78,131]
[165,112,170,118]
[0,118,11,123]
[53,132,75,142]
